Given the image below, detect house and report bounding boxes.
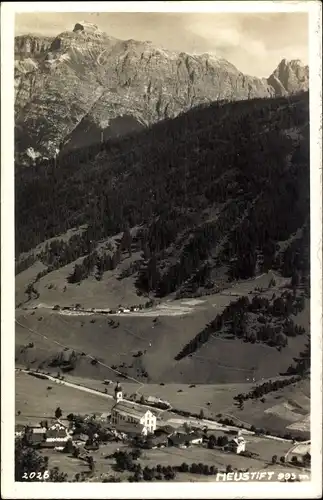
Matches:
[187,433,203,445]
[25,426,47,447]
[95,412,110,422]
[73,433,89,445]
[112,421,148,438]
[154,425,176,437]
[229,436,246,454]
[146,396,171,408]
[168,432,203,448]
[151,434,169,449]
[42,421,71,450]
[110,384,157,434]
[84,440,100,451]
[15,424,25,438]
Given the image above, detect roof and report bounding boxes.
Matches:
[155,426,176,436]
[169,432,202,445]
[73,433,89,441]
[84,443,100,450]
[46,429,69,439]
[95,412,110,419]
[146,396,160,403]
[27,433,45,444]
[151,434,169,445]
[114,421,145,435]
[112,400,155,419]
[15,424,25,432]
[49,420,69,429]
[187,432,203,440]
[26,427,46,434]
[232,436,245,446]
[40,441,59,448]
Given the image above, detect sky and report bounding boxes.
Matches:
[15,12,308,77]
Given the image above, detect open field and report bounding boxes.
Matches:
[16,369,310,440]
[17,250,148,311]
[16,255,310,438]
[42,373,258,411]
[15,293,309,385]
[17,263,279,313]
[228,378,310,438]
[16,261,47,306]
[287,415,310,432]
[15,371,115,426]
[38,439,309,483]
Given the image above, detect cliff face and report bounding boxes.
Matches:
[15,34,54,56]
[268,58,309,96]
[14,22,309,165]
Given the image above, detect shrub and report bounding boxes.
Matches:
[207,435,216,449]
[55,407,62,419]
[130,449,141,460]
[179,462,189,473]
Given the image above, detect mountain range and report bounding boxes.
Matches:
[15,21,309,165]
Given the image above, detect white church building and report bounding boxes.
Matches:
[110,383,157,435]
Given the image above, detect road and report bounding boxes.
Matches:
[17,368,115,400]
[15,368,169,417]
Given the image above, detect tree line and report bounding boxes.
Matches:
[233,375,302,403]
[175,292,307,360]
[283,335,310,377]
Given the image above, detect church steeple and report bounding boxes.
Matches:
[114,383,123,402]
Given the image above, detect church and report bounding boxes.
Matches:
[110,383,157,436]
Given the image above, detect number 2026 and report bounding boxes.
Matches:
[22,471,49,480]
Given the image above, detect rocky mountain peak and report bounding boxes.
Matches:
[14,27,309,166]
[268,58,309,96]
[73,21,101,34]
[15,34,54,57]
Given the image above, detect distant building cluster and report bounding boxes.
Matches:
[16,384,247,460]
[110,383,157,436]
[18,421,71,451]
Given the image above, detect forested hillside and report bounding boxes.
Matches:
[15,92,309,298]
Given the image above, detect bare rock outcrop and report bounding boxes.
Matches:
[14,26,309,165]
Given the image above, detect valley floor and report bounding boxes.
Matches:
[16,369,310,439]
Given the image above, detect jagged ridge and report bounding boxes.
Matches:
[15,22,308,165]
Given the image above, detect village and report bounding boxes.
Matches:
[15,378,311,483]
